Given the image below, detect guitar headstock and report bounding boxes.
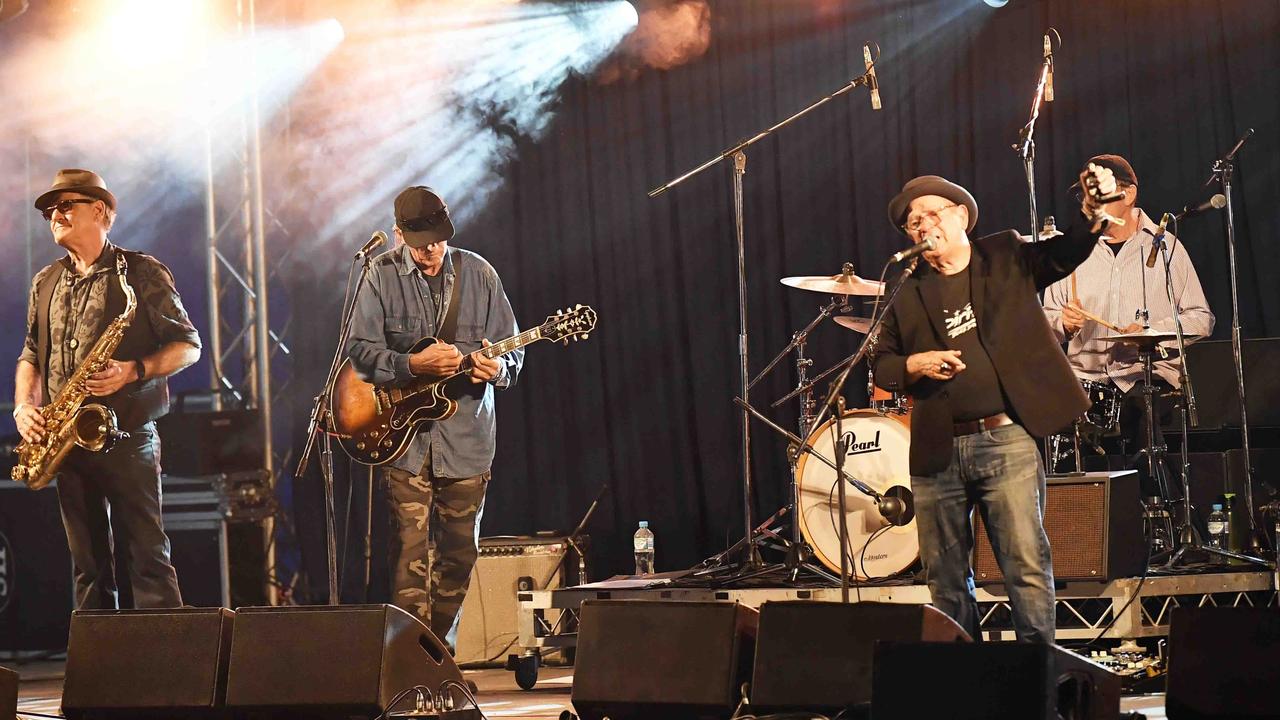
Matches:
[541,304,597,345]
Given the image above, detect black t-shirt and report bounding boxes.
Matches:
[929,268,1007,421]
[423,269,445,322]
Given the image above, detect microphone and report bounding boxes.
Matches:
[1043,33,1054,103]
[1175,193,1227,221]
[863,44,881,111]
[1146,213,1172,268]
[355,230,387,258]
[889,238,936,263]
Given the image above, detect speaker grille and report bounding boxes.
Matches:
[974,472,1141,583]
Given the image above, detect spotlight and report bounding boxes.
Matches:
[983,0,1009,7]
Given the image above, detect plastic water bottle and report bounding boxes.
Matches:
[1206,504,1228,549]
[633,521,655,576]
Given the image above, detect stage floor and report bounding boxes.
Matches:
[12,660,1172,719]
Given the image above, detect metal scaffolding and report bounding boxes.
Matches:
[204,0,296,604]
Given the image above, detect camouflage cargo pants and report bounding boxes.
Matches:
[384,463,489,648]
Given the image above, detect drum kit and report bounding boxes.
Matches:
[739,264,921,583]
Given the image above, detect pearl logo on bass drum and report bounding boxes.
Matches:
[0,531,13,614]
[841,429,882,456]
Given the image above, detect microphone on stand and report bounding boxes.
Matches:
[1043,33,1054,103]
[889,238,936,263]
[863,44,881,111]
[1146,213,1172,268]
[1175,193,1227,222]
[355,230,387,259]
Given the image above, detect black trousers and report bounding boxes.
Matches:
[55,421,182,609]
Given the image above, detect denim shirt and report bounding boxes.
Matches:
[347,244,523,477]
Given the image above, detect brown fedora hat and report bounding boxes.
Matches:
[34,169,117,212]
[887,175,978,235]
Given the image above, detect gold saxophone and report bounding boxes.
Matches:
[12,254,137,490]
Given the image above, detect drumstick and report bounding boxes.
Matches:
[1076,306,1126,334]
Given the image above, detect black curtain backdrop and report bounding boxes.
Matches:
[276,0,1280,598]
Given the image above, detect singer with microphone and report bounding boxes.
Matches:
[346,185,523,650]
[1042,155,1214,490]
[871,170,1115,643]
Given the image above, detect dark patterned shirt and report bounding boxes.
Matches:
[19,240,201,400]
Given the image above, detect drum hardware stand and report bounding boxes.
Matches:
[745,259,919,600]
[694,296,850,584]
[649,59,881,574]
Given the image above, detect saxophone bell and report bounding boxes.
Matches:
[74,403,127,453]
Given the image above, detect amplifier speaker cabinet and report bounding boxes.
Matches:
[872,641,1120,719]
[225,604,468,719]
[61,607,234,720]
[0,482,73,654]
[974,471,1143,584]
[571,600,758,720]
[454,534,585,667]
[1166,607,1280,719]
[749,601,969,714]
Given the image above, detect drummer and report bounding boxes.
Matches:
[1042,155,1215,487]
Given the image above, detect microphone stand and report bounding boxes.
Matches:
[648,62,878,573]
[1206,129,1270,554]
[1154,217,1269,569]
[296,247,379,604]
[1013,29,1057,241]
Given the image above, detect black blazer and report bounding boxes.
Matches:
[872,225,1097,475]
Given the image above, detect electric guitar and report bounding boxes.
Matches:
[331,304,596,465]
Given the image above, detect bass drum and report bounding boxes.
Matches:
[796,409,917,580]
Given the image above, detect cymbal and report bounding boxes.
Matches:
[1096,328,1202,348]
[833,315,875,334]
[781,272,885,296]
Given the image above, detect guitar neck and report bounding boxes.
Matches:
[458,326,544,372]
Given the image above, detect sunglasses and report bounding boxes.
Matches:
[40,198,98,221]
[400,207,449,233]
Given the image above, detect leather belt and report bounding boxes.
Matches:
[953,412,1014,437]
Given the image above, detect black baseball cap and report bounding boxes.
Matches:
[394,186,455,248]
[1070,154,1138,202]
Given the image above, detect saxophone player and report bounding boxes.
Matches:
[12,169,201,609]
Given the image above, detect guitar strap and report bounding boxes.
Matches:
[437,250,462,343]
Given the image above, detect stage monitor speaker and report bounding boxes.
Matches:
[225,604,466,719]
[974,471,1142,583]
[61,607,234,720]
[1166,606,1280,719]
[0,482,73,653]
[749,601,970,714]
[872,640,1120,719]
[455,535,585,667]
[1,665,17,720]
[571,600,758,720]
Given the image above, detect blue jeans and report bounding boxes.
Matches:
[913,423,1055,642]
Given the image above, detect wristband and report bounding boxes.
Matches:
[134,359,147,381]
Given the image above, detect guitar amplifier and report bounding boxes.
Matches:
[454,534,586,667]
[974,471,1143,584]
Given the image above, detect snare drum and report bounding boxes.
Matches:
[795,409,917,580]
